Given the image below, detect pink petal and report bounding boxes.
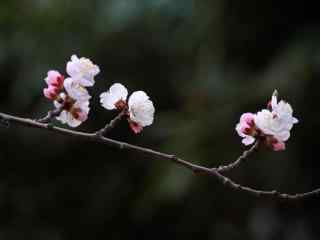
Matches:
[43,86,59,100]
[46,70,64,87]
[129,121,143,134]
[77,111,88,122]
[272,141,285,151]
[240,113,255,126]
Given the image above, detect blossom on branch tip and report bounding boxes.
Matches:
[128,91,155,131]
[66,55,100,87]
[236,90,298,151]
[100,83,155,134]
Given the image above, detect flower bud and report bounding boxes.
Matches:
[43,85,59,100]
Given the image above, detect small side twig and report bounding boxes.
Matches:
[95,110,127,136]
[215,140,260,173]
[37,107,63,123]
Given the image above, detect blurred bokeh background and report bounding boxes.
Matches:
[1,0,320,239]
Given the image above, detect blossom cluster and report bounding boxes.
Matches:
[43,55,99,127]
[43,55,155,133]
[236,91,298,151]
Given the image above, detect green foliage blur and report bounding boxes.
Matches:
[1,0,320,239]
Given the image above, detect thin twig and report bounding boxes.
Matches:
[214,141,260,173]
[95,110,127,136]
[37,107,63,123]
[0,111,319,201]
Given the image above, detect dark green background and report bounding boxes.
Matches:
[0,0,319,239]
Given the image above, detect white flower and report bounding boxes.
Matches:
[63,78,91,101]
[128,91,155,127]
[56,100,90,128]
[66,55,100,87]
[254,92,298,143]
[254,109,290,142]
[53,92,89,127]
[100,83,128,110]
[271,95,299,130]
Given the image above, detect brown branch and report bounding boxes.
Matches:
[95,110,127,136]
[0,111,319,201]
[214,140,260,173]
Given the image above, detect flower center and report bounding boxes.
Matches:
[115,100,127,111]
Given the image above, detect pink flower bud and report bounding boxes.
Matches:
[45,70,64,88]
[43,85,59,100]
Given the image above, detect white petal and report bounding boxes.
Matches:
[254,109,273,133]
[110,83,128,100]
[242,136,255,145]
[275,130,290,142]
[277,101,293,115]
[77,76,95,87]
[56,110,82,128]
[100,83,128,110]
[271,95,278,110]
[64,78,91,101]
[74,100,90,114]
[235,123,246,137]
[54,101,61,109]
[128,91,149,108]
[100,92,116,110]
[66,55,99,87]
[66,56,79,78]
[56,110,68,124]
[130,100,155,127]
[62,113,80,127]
[66,114,82,127]
[71,54,79,62]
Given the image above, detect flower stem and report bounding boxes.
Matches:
[95,109,127,136]
[37,107,63,123]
